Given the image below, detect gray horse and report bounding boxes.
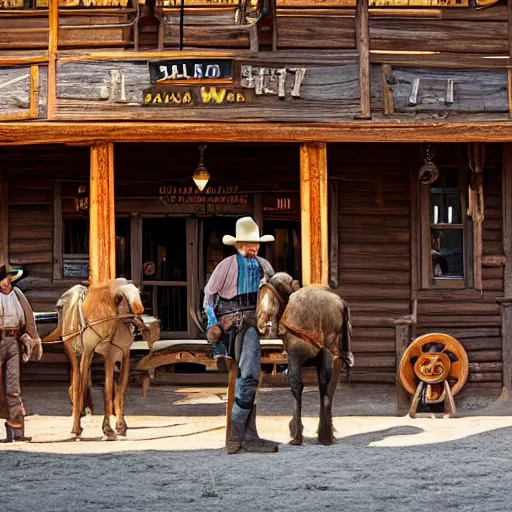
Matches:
[257,272,354,445]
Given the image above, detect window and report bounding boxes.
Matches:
[420,163,472,289]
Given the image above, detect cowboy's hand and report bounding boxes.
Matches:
[207,325,222,343]
[31,338,43,362]
[20,333,34,363]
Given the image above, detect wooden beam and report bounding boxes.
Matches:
[501,144,512,397]
[6,122,512,145]
[89,142,115,285]
[47,0,59,119]
[382,64,394,116]
[356,0,371,119]
[52,181,62,280]
[328,180,338,288]
[0,170,8,267]
[29,65,39,120]
[508,0,512,119]
[300,143,328,286]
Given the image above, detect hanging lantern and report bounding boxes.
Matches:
[192,144,210,192]
[418,145,439,185]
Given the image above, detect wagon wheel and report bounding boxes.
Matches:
[399,333,469,397]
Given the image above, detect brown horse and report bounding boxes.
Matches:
[47,278,156,439]
[257,272,353,445]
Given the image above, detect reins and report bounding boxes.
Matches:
[62,310,139,347]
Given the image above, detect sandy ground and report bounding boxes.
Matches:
[1,383,512,512]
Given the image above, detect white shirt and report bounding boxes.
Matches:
[0,290,25,329]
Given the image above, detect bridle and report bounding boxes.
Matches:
[259,282,289,335]
[62,297,142,352]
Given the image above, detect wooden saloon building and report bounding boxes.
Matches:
[1,0,512,403]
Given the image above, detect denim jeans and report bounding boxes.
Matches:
[231,326,261,424]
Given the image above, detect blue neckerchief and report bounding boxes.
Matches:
[237,253,260,295]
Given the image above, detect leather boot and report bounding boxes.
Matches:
[242,405,279,453]
[3,421,31,442]
[225,420,246,455]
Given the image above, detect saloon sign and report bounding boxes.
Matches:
[143,58,307,106]
[159,185,249,206]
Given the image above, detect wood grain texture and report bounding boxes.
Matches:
[300,142,328,286]
[0,170,7,267]
[7,120,512,144]
[47,0,59,119]
[356,0,371,119]
[89,141,115,284]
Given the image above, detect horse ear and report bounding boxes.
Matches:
[291,279,301,292]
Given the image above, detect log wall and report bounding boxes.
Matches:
[329,143,504,398]
[329,144,411,385]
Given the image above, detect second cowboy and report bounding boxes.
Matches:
[0,265,43,442]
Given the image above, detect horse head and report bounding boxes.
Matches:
[115,279,145,317]
[257,272,300,338]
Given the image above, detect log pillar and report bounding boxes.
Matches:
[356,0,371,120]
[48,0,58,119]
[500,144,512,398]
[300,143,328,286]
[89,142,116,285]
[0,170,7,267]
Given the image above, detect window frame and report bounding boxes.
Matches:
[419,161,474,290]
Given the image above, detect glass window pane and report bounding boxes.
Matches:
[431,229,463,279]
[63,218,88,254]
[158,286,188,332]
[116,218,130,279]
[142,218,187,282]
[431,168,461,225]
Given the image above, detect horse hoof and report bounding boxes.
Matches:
[289,438,303,446]
[116,429,127,437]
[317,437,336,446]
[104,433,117,441]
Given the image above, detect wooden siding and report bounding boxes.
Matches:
[329,144,411,384]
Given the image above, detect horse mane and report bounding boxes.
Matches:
[82,278,129,320]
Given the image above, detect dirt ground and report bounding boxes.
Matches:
[1,382,512,512]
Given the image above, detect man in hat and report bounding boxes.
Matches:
[0,264,42,442]
[203,216,279,454]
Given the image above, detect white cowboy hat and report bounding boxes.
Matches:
[222,217,275,246]
[0,264,24,283]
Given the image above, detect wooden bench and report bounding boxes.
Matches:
[134,338,287,397]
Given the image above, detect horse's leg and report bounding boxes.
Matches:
[316,349,341,445]
[102,353,116,440]
[84,368,94,415]
[76,346,94,438]
[114,351,130,437]
[64,341,82,436]
[63,341,76,407]
[288,349,304,446]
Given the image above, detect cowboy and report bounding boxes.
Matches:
[0,265,42,442]
[203,217,279,454]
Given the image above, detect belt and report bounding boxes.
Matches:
[0,328,19,337]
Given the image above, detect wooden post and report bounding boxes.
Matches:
[328,180,339,288]
[53,181,63,280]
[356,0,371,120]
[300,143,328,286]
[500,144,512,398]
[0,170,8,267]
[395,322,411,415]
[89,142,116,285]
[508,0,512,119]
[48,0,59,119]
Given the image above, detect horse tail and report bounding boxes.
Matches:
[340,300,354,372]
